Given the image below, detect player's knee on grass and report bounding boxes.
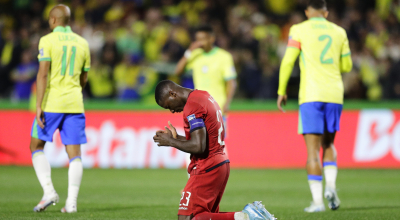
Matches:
[29,137,46,152]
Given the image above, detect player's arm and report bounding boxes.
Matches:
[80,71,88,89]
[36,37,52,128]
[222,54,237,114]
[153,128,207,154]
[36,61,51,128]
[81,43,91,89]
[277,27,301,112]
[340,34,353,73]
[174,42,202,76]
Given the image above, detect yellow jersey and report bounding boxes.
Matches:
[278,17,352,104]
[38,26,90,113]
[186,47,236,112]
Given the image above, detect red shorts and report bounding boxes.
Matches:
[178,160,230,217]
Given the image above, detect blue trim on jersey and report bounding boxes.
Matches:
[188,118,206,133]
[308,175,323,181]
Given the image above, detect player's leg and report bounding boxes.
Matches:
[304,133,324,212]
[322,132,337,191]
[299,102,325,212]
[59,113,87,213]
[30,114,61,212]
[322,103,342,210]
[62,144,82,213]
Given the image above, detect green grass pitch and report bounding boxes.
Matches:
[1,167,399,220]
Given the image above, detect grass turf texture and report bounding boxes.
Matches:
[1,167,399,220]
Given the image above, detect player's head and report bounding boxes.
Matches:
[195,25,215,52]
[48,4,71,30]
[155,80,188,113]
[305,0,328,19]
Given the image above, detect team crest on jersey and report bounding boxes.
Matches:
[39,48,44,57]
[187,114,196,122]
[202,65,208,73]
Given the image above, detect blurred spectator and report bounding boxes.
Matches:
[87,54,114,99]
[1,0,400,101]
[0,30,22,97]
[114,54,157,101]
[10,50,37,100]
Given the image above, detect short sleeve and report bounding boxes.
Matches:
[83,43,91,71]
[37,37,51,62]
[287,25,301,49]
[222,53,237,81]
[186,49,203,71]
[183,101,207,133]
[341,32,351,58]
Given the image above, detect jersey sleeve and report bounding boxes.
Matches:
[184,101,207,133]
[222,53,237,81]
[37,37,51,62]
[340,31,351,58]
[287,25,301,50]
[83,42,91,72]
[278,25,301,96]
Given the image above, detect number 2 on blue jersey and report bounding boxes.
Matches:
[61,46,77,76]
[319,35,333,64]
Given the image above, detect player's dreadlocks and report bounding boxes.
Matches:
[155,80,178,105]
[308,0,327,10]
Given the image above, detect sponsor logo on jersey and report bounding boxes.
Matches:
[39,48,44,57]
[187,114,196,122]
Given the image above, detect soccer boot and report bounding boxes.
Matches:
[324,187,340,210]
[33,192,59,212]
[252,201,277,220]
[61,201,77,213]
[304,202,325,213]
[243,202,276,220]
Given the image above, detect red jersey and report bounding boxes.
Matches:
[183,90,229,174]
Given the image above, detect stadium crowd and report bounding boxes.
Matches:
[0,0,399,102]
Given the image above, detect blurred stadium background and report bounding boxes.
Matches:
[0,0,400,219]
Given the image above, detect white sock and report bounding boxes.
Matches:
[308,175,323,205]
[32,150,55,196]
[235,212,250,220]
[323,162,338,190]
[67,156,83,205]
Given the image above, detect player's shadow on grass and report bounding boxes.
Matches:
[340,205,400,212]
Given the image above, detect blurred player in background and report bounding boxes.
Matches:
[175,25,237,169]
[175,25,237,126]
[30,4,90,213]
[277,0,352,213]
[153,80,275,220]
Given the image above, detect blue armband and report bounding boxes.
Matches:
[187,114,206,132]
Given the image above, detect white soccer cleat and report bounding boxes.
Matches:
[304,202,325,213]
[33,192,59,212]
[61,201,77,213]
[324,187,340,210]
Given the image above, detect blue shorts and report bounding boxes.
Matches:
[298,102,342,134]
[31,112,87,145]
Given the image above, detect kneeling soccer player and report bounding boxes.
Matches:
[153,80,276,220]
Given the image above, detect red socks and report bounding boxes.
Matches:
[192,212,235,220]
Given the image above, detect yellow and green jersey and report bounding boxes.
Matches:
[186,47,236,113]
[278,17,353,104]
[38,26,90,113]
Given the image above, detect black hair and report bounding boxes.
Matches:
[195,25,213,34]
[308,0,327,10]
[154,80,176,105]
